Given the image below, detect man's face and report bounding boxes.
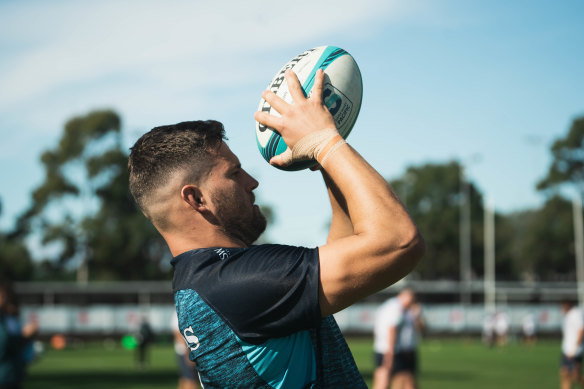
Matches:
[400,290,415,309]
[204,143,267,246]
[561,302,572,314]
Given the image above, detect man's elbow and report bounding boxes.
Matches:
[408,231,425,259]
[371,230,425,292]
[397,229,425,272]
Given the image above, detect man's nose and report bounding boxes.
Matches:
[244,170,259,191]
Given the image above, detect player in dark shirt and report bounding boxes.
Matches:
[128,69,424,388]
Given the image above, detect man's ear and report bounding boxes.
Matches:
[181,185,206,212]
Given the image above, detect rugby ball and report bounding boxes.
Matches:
[255,46,362,171]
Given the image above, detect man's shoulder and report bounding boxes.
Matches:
[567,307,584,323]
[172,244,318,290]
[173,243,322,343]
[382,297,401,312]
[377,298,402,323]
[172,243,316,263]
[247,243,317,254]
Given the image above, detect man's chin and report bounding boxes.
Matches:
[244,213,267,246]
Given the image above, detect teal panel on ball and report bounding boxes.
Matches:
[274,137,288,156]
[301,46,347,97]
[263,134,316,171]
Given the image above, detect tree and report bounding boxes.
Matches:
[21,110,168,281]
[531,116,584,281]
[0,197,34,281]
[538,116,584,194]
[0,239,33,281]
[389,161,487,279]
[512,196,574,280]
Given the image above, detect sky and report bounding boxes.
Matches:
[1,0,583,255]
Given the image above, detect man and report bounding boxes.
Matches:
[373,289,423,389]
[482,312,495,348]
[128,69,425,387]
[494,310,509,347]
[172,312,200,389]
[560,299,584,389]
[136,316,154,370]
[521,312,536,346]
[0,280,38,389]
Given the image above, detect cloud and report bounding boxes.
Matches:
[0,0,404,109]
[0,0,428,237]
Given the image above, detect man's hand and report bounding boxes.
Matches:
[22,320,38,339]
[410,303,422,318]
[382,351,394,369]
[254,69,338,167]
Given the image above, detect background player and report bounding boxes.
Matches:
[373,288,424,389]
[172,312,200,389]
[521,311,537,346]
[560,299,584,389]
[128,69,425,387]
[0,280,38,389]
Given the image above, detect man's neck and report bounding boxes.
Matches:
[164,230,246,257]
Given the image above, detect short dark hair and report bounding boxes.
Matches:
[561,298,578,308]
[128,120,226,217]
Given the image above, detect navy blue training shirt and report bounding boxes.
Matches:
[172,244,366,388]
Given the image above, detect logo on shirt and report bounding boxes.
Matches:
[214,248,230,260]
[183,326,200,351]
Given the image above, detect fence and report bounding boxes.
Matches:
[20,303,562,336]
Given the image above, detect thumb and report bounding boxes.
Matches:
[270,148,293,167]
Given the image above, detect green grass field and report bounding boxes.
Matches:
[26,338,560,388]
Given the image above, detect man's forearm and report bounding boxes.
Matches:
[322,169,353,243]
[380,350,394,388]
[319,143,423,304]
[321,145,408,241]
[383,351,394,370]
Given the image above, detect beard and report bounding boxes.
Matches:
[211,188,267,246]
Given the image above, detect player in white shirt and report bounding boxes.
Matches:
[521,312,536,346]
[482,313,495,347]
[373,288,424,389]
[494,311,509,346]
[560,300,584,389]
[173,313,200,389]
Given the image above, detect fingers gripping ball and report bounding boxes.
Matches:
[255,46,362,171]
[271,128,346,168]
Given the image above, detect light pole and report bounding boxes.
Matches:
[572,194,584,308]
[459,154,481,308]
[459,165,472,307]
[484,195,496,314]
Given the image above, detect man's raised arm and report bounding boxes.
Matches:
[321,169,353,243]
[255,69,425,317]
